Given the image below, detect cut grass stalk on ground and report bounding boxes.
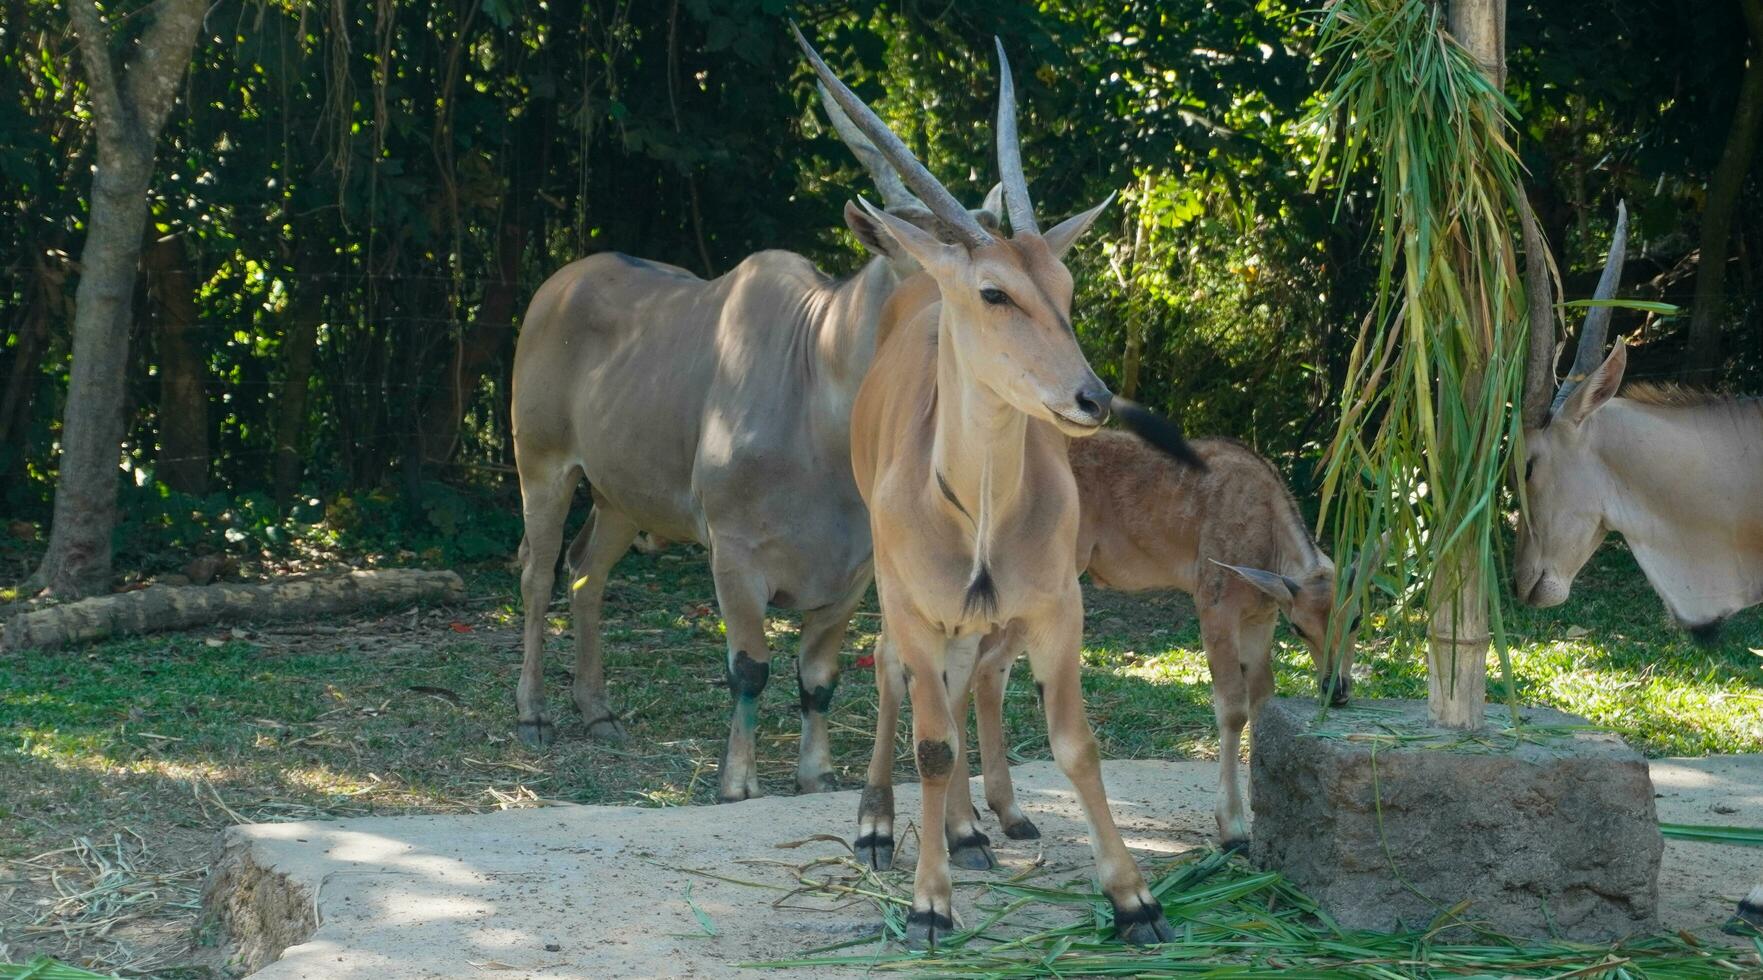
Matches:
[751,850,1763,976]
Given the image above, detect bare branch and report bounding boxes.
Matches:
[122,0,207,137]
[63,0,127,135]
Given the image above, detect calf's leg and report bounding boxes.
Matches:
[1201,613,1252,850]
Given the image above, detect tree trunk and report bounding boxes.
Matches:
[144,232,210,495]
[30,0,206,597]
[0,247,65,495]
[273,288,322,509]
[418,218,524,465]
[1429,0,1507,731]
[1684,0,1763,381]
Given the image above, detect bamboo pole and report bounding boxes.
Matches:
[1426,0,1507,730]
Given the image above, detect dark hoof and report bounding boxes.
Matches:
[716,787,759,804]
[798,772,841,795]
[1222,836,1250,854]
[1723,899,1763,936]
[1113,898,1175,945]
[904,908,954,949]
[1002,817,1040,840]
[516,719,555,749]
[947,830,996,871]
[855,832,894,871]
[584,715,628,742]
[1328,690,1351,708]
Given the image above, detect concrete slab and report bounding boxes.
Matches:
[207,757,1763,978]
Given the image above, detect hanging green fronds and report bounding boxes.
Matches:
[1308,0,1534,721]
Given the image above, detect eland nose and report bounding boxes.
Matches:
[1074,386,1112,425]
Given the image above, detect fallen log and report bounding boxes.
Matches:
[2,569,467,651]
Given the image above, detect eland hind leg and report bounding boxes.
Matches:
[974,628,1038,840]
[564,502,640,740]
[856,632,904,870]
[514,459,582,748]
[1027,603,1174,946]
[794,578,868,794]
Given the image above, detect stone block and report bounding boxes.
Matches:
[1250,698,1662,939]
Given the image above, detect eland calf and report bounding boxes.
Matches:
[1515,202,1763,934]
[510,88,999,803]
[799,27,1196,947]
[969,433,1358,853]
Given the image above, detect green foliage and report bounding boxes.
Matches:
[2,0,1759,578]
[106,480,520,571]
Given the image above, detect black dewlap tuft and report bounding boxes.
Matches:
[963,563,999,618]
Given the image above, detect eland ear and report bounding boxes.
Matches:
[845,200,893,258]
[854,196,960,271]
[1213,559,1298,608]
[1042,191,1116,258]
[1561,339,1628,426]
[977,182,1006,233]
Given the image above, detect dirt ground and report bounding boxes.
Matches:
[214,756,1762,978]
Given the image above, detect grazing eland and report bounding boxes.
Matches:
[509,84,1000,803]
[1515,202,1763,935]
[798,26,1198,947]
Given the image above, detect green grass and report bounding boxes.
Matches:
[1,537,1759,973]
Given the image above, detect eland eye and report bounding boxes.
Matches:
[979,286,1009,306]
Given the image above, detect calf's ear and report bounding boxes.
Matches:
[1212,559,1298,610]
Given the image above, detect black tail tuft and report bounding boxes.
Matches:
[963,562,999,618]
[1114,398,1205,470]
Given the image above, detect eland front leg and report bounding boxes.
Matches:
[711,547,774,802]
[889,617,962,948]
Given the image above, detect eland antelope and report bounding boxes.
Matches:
[1514,202,1763,935]
[798,26,1197,947]
[509,85,1000,803]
